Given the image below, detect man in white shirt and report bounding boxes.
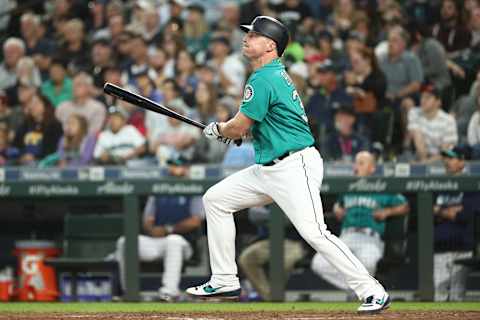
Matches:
[408,85,458,162]
[94,106,146,164]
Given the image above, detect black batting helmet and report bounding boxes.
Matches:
[240,16,290,57]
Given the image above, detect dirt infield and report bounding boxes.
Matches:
[2,311,480,320]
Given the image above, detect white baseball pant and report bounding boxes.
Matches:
[203,146,386,300]
[311,231,385,291]
[434,251,472,301]
[116,234,192,296]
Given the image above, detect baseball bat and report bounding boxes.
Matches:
[103,83,242,146]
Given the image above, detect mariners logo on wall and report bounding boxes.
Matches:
[243,85,254,102]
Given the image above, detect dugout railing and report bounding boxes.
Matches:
[0,164,479,301]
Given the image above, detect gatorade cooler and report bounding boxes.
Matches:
[14,240,60,301]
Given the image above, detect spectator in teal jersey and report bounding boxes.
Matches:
[40,59,73,108]
[311,151,409,298]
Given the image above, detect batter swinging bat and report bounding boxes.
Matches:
[103,83,241,146]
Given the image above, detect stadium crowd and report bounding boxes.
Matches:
[1,0,480,167]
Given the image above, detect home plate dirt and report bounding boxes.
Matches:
[1,311,480,320]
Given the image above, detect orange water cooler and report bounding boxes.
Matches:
[13,240,60,301]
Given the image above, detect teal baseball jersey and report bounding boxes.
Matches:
[239,58,314,164]
[337,193,407,236]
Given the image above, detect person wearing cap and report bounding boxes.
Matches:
[187,16,391,314]
[434,145,480,301]
[321,105,370,162]
[40,59,73,108]
[407,84,458,162]
[305,58,352,141]
[93,105,145,165]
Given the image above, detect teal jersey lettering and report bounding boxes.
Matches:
[239,59,314,164]
[338,193,407,236]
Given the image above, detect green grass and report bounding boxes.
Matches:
[0,302,479,313]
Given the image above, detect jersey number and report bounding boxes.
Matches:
[292,89,308,122]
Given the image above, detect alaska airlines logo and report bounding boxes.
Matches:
[97,182,134,195]
[348,179,387,192]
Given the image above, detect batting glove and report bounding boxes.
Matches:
[203,122,232,144]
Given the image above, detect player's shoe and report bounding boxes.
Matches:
[357,292,391,314]
[186,282,241,300]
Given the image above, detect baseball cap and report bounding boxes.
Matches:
[441,145,471,160]
[210,35,230,47]
[335,105,356,117]
[108,105,129,119]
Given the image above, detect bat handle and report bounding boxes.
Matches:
[234,139,243,146]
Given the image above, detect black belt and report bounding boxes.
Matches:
[263,145,313,166]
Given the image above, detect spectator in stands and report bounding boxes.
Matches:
[206,35,246,98]
[192,81,218,123]
[94,14,126,45]
[59,19,90,75]
[56,72,106,135]
[305,59,352,142]
[89,37,114,91]
[31,41,54,82]
[239,206,308,301]
[379,25,424,109]
[13,94,63,165]
[311,151,409,298]
[467,98,480,159]
[115,171,205,301]
[20,13,51,56]
[328,0,356,40]
[138,2,163,45]
[184,4,211,58]
[344,46,387,141]
[434,145,480,301]
[94,106,145,165]
[411,24,452,108]
[315,30,349,72]
[0,90,22,142]
[174,49,199,107]
[432,0,471,59]
[149,47,169,89]
[270,0,313,37]
[123,33,153,87]
[16,57,42,90]
[0,127,19,165]
[149,101,200,165]
[408,85,458,163]
[321,105,370,162]
[216,2,243,53]
[469,6,480,48]
[0,37,25,91]
[57,114,96,167]
[40,59,73,108]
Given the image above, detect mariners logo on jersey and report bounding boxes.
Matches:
[243,84,254,102]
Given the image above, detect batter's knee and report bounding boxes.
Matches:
[310,253,328,275]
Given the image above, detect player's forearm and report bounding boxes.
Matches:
[386,204,409,218]
[218,111,253,139]
[169,216,202,234]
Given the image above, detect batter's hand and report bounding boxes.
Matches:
[203,122,232,144]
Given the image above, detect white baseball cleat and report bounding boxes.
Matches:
[186,282,241,299]
[357,292,391,314]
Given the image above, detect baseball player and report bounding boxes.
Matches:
[311,151,409,297]
[186,16,391,313]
